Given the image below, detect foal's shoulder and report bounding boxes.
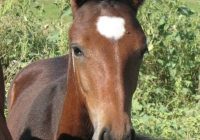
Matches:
[7,55,69,111]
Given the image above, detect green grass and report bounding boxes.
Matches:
[185,0,200,12]
[33,0,199,21]
[31,0,72,22]
[32,0,59,20]
[32,0,199,21]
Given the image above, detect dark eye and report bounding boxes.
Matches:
[72,45,84,57]
[140,47,149,58]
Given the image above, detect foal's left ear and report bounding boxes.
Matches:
[71,0,89,16]
[132,0,145,11]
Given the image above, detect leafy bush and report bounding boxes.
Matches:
[132,0,200,139]
[0,0,70,91]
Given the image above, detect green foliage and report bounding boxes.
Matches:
[132,0,200,139]
[0,0,71,91]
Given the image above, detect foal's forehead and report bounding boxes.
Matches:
[96,16,125,41]
[70,1,146,48]
[72,1,136,29]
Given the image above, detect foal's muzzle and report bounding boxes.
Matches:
[98,126,136,140]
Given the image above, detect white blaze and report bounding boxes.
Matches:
[96,16,125,40]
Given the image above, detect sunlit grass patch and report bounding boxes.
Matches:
[31,0,72,22]
[185,0,200,12]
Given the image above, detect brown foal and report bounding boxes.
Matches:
[6,0,152,140]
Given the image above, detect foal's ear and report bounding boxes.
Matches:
[132,0,145,10]
[71,0,89,15]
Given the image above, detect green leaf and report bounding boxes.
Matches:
[47,29,60,43]
[24,15,28,21]
[35,5,41,10]
[158,16,167,26]
[192,95,200,100]
[178,6,189,16]
[132,100,143,111]
[159,105,168,113]
[157,59,164,65]
[181,88,190,95]
[164,24,169,31]
[178,6,194,17]
[59,6,72,18]
[5,39,12,45]
[175,34,181,44]
[169,68,176,77]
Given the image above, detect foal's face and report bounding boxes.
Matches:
[69,1,147,139]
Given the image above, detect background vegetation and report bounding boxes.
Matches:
[132,0,200,139]
[0,0,199,139]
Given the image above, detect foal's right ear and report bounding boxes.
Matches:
[71,0,89,16]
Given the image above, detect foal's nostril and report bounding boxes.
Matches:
[101,131,109,140]
[99,127,111,140]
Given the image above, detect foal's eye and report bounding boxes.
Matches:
[72,46,84,57]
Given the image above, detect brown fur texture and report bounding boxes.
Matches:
[0,63,12,140]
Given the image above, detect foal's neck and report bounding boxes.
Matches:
[57,60,93,140]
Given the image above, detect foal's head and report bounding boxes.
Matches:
[69,0,147,139]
